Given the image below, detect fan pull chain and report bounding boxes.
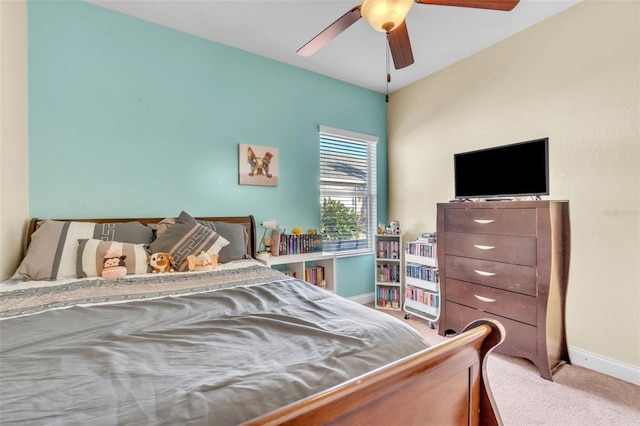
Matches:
[386,32,390,103]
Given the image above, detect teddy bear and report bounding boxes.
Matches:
[148,252,175,273]
[102,250,127,280]
[187,251,218,272]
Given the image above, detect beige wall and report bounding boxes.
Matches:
[0,0,29,280]
[388,0,639,377]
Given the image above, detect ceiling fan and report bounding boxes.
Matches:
[297,0,521,70]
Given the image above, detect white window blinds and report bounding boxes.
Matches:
[319,125,378,253]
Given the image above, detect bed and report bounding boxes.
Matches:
[0,213,505,425]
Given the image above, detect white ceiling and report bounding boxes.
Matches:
[86,0,581,93]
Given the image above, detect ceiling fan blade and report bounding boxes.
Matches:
[414,0,520,12]
[297,6,362,57]
[388,20,414,69]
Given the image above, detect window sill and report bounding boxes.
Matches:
[332,249,374,259]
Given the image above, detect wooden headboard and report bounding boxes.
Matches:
[27,215,257,259]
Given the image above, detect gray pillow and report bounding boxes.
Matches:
[156,215,249,263]
[149,211,229,272]
[199,221,249,263]
[13,220,153,281]
[95,221,154,244]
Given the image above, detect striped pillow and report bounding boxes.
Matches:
[77,239,150,278]
[149,211,229,272]
[13,220,153,281]
[156,216,249,263]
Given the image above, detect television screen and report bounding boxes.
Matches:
[454,138,549,199]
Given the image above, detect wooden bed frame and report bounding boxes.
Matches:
[26,215,505,425]
[245,319,505,426]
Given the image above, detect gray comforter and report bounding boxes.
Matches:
[0,263,427,425]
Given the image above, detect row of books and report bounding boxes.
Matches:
[304,266,326,288]
[271,231,323,256]
[406,264,439,282]
[376,240,401,259]
[405,287,439,307]
[377,285,401,307]
[376,264,401,283]
[405,241,436,258]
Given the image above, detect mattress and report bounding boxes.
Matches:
[0,261,428,425]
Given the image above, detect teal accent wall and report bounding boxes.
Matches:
[336,255,376,298]
[28,0,388,298]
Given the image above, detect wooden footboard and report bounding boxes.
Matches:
[244,319,505,426]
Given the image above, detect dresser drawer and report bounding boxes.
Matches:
[444,255,537,296]
[444,232,536,266]
[444,208,537,237]
[444,301,537,357]
[445,279,537,325]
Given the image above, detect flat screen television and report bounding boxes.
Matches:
[454,138,549,200]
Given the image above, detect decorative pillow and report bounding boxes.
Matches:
[77,239,150,278]
[155,218,174,237]
[149,211,229,272]
[13,220,153,281]
[199,221,249,263]
[33,220,154,244]
[156,216,249,263]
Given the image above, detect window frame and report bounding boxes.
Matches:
[319,125,378,255]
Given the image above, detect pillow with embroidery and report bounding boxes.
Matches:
[149,211,229,272]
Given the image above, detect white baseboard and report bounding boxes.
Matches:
[348,292,374,305]
[349,294,640,386]
[568,346,640,386]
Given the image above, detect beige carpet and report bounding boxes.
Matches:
[370,304,640,425]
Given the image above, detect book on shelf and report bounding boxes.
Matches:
[376,264,401,283]
[405,264,439,282]
[304,266,325,288]
[405,241,437,258]
[270,230,323,256]
[377,285,401,309]
[376,239,401,259]
[405,287,439,307]
[270,230,280,256]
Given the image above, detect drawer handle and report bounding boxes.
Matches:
[474,295,496,303]
[473,219,495,224]
[473,244,495,250]
[474,270,496,277]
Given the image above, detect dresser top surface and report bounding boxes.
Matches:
[438,200,569,209]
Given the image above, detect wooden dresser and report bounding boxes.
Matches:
[436,200,570,380]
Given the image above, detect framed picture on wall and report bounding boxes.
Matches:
[239,144,279,187]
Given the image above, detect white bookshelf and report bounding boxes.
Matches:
[255,252,336,293]
[374,234,403,311]
[404,239,440,328]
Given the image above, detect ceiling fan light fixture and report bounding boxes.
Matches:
[361,0,414,33]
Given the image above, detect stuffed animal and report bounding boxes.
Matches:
[102,250,127,280]
[148,252,175,273]
[187,251,218,272]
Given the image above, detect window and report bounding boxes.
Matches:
[319,125,378,253]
